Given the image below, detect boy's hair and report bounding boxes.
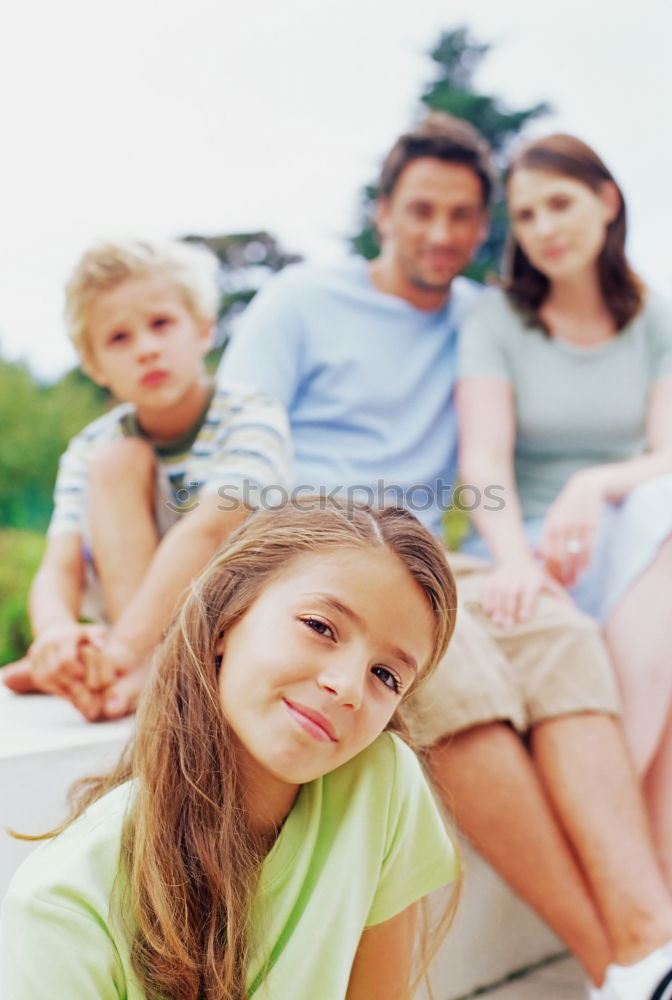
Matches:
[378,111,496,206]
[38,498,457,1000]
[64,238,220,360]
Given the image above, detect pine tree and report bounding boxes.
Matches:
[351,27,550,279]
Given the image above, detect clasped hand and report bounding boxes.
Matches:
[538,469,608,587]
[28,624,145,721]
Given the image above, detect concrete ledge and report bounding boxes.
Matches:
[421,845,563,998]
[0,685,562,998]
[0,684,133,895]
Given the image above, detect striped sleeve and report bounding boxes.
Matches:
[185,388,293,505]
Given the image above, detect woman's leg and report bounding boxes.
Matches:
[644,702,672,889]
[603,533,672,774]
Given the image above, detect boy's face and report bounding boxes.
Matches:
[83,275,213,412]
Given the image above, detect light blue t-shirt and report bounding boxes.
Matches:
[218,259,481,535]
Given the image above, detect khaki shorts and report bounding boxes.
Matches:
[402,553,620,748]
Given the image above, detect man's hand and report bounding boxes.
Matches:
[482,556,574,628]
[539,470,609,586]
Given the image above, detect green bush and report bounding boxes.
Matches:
[0,361,107,533]
[0,530,45,665]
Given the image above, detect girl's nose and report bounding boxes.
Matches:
[318,657,365,711]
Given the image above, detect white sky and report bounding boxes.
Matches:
[1,0,670,380]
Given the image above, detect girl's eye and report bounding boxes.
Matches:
[550,196,570,211]
[302,618,335,640]
[372,665,402,695]
[108,330,129,345]
[152,316,171,330]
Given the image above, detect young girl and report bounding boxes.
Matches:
[1,498,458,1000]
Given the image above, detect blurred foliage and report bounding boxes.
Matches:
[0,529,44,665]
[0,360,109,532]
[444,507,469,552]
[351,26,550,278]
[183,231,302,348]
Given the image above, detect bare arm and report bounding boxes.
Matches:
[539,377,672,583]
[575,377,672,500]
[456,375,530,563]
[346,905,417,1000]
[97,495,250,683]
[25,535,106,698]
[456,376,570,623]
[29,533,85,633]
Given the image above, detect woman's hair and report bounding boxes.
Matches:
[504,133,643,331]
[64,237,220,362]
[42,498,457,1000]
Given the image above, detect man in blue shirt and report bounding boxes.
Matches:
[219,113,672,999]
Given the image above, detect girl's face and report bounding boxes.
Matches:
[507,167,618,283]
[217,546,434,825]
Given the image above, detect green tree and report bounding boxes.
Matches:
[351,26,550,279]
[183,232,302,366]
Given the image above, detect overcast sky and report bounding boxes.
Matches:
[1,0,670,379]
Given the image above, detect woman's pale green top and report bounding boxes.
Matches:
[458,289,672,519]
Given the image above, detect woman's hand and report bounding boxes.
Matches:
[539,470,609,586]
[482,556,572,627]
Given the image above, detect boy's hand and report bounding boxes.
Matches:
[84,635,138,691]
[28,623,107,699]
[82,636,148,720]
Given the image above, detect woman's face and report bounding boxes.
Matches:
[216,545,434,825]
[507,167,617,282]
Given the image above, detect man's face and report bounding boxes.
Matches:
[375,157,488,306]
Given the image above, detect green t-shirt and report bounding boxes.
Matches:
[458,289,672,519]
[1,733,455,1000]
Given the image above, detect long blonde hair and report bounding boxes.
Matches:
[42,499,458,999]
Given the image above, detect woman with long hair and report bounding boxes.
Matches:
[455,131,672,968]
[1,497,458,1000]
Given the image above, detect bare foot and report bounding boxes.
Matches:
[1,657,41,694]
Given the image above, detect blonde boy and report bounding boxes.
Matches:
[3,239,291,720]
